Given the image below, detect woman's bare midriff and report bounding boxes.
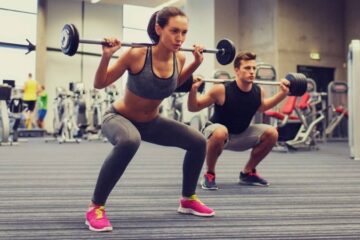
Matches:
[112,89,162,122]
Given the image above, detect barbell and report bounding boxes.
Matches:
[60,24,236,65]
[175,72,308,96]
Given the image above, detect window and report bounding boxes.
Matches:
[0,0,37,87]
[123,4,153,43]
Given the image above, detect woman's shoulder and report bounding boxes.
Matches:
[126,47,148,58]
[175,51,186,62]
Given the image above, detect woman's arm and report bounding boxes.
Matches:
[94,38,130,89]
[177,45,204,86]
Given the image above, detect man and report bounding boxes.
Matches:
[22,73,39,129]
[188,52,289,189]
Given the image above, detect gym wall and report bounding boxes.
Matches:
[43,0,123,131]
[277,0,345,82]
[345,0,360,50]
[34,0,360,131]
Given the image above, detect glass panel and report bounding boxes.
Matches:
[0,0,37,87]
[123,4,154,29]
[123,28,151,43]
[0,10,37,45]
[0,48,36,88]
[0,0,37,13]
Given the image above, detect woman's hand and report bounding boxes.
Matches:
[102,37,121,57]
[192,44,204,65]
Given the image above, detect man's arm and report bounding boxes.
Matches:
[188,81,223,112]
[258,78,290,112]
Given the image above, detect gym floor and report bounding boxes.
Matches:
[1,139,359,239]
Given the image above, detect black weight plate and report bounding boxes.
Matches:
[61,24,79,56]
[216,39,236,65]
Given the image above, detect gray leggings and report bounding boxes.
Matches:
[92,107,206,205]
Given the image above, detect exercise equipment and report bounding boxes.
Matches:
[45,87,80,144]
[325,81,348,141]
[254,63,277,124]
[8,88,25,143]
[178,73,308,96]
[60,24,236,65]
[87,89,106,142]
[0,85,12,146]
[285,91,325,151]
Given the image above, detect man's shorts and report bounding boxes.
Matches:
[202,122,273,151]
[23,100,36,111]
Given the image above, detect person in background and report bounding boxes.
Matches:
[188,52,289,190]
[36,84,48,129]
[22,73,39,129]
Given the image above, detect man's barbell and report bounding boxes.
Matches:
[60,24,236,65]
[175,73,308,96]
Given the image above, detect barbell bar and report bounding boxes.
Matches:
[175,73,308,96]
[60,24,236,65]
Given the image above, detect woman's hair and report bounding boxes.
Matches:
[147,6,187,44]
[233,52,256,68]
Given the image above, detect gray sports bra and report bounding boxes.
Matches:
[126,47,179,100]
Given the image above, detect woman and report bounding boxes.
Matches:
[85,7,215,232]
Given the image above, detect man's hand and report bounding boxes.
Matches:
[191,75,204,92]
[279,78,290,95]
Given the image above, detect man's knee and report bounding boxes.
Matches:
[261,127,278,144]
[209,127,228,144]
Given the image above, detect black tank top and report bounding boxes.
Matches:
[210,81,261,134]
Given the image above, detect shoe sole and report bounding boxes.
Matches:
[177,207,215,217]
[239,181,270,187]
[85,220,113,232]
[200,181,219,190]
[201,184,219,190]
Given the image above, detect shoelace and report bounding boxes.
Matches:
[95,206,106,220]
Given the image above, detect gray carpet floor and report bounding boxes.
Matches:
[0,139,359,239]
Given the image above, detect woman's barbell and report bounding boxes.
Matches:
[60,24,236,65]
[175,73,308,96]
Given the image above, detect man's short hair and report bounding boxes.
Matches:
[233,52,256,68]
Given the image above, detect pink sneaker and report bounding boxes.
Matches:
[85,205,113,232]
[177,195,215,217]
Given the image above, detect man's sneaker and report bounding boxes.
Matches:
[85,205,113,232]
[201,172,218,190]
[177,195,215,217]
[239,169,269,186]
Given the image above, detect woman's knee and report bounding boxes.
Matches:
[196,134,207,151]
[186,132,207,152]
[114,132,141,152]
